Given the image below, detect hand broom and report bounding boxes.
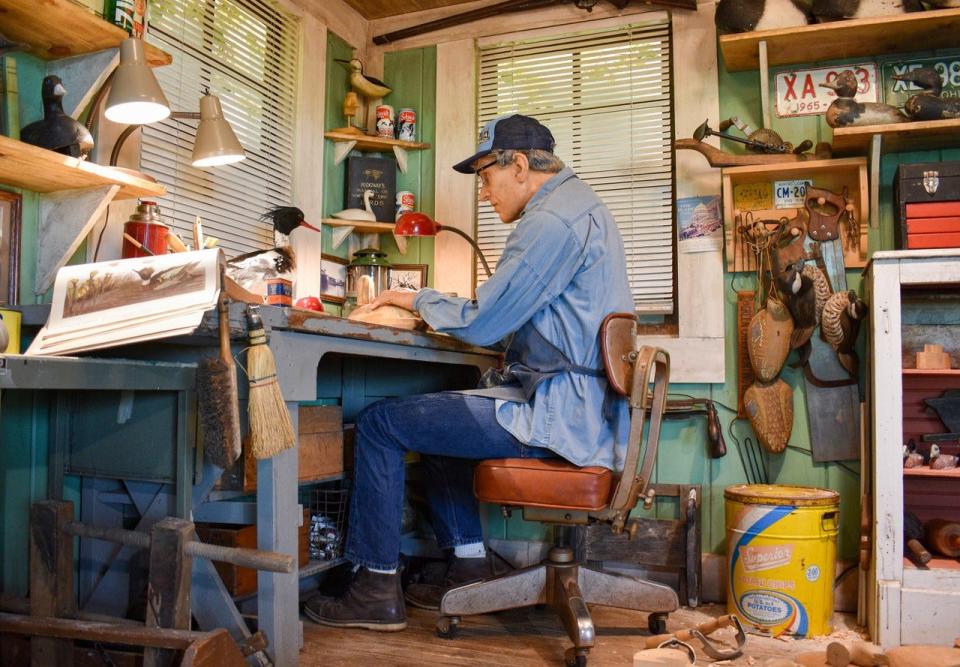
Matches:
[245,305,296,459]
[197,288,242,468]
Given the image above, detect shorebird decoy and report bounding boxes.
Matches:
[261,205,321,244]
[335,58,392,99]
[21,75,94,158]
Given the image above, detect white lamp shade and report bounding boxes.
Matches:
[105,38,171,125]
[191,95,245,167]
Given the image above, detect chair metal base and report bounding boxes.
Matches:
[438,546,679,659]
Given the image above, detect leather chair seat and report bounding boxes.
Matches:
[474,458,613,512]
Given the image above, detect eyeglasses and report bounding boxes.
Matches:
[474,160,499,188]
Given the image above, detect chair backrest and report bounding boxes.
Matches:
[596,313,670,533]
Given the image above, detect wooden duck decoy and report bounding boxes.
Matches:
[21,75,94,158]
[801,263,831,325]
[893,67,960,121]
[820,71,907,127]
[775,264,819,349]
[929,443,959,470]
[715,0,810,34]
[820,289,867,377]
[335,58,391,99]
[903,439,925,468]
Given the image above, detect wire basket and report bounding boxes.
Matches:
[307,482,350,561]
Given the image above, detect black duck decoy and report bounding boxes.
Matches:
[20,75,94,158]
[775,264,818,349]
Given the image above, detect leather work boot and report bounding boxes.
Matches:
[405,554,495,611]
[303,567,406,631]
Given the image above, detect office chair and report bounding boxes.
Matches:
[437,313,678,667]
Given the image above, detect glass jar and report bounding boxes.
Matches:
[347,248,391,305]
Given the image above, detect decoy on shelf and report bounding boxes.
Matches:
[929,443,959,470]
[893,67,960,121]
[820,289,867,377]
[21,75,94,158]
[903,439,925,469]
[332,190,377,223]
[821,70,907,128]
[336,58,392,100]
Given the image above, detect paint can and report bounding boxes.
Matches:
[725,484,839,637]
[397,108,416,142]
[375,105,395,138]
[266,278,293,306]
[395,191,415,221]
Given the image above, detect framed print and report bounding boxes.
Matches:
[388,264,428,291]
[320,253,348,304]
[0,191,22,305]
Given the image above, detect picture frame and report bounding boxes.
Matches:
[0,191,22,305]
[388,264,428,291]
[320,253,349,304]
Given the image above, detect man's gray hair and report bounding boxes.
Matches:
[490,149,564,173]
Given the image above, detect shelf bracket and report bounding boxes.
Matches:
[330,225,355,249]
[332,140,357,166]
[869,134,883,229]
[759,40,771,130]
[47,49,119,119]
[35,185,120,295]
[393,146,409,173]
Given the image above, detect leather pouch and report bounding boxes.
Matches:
[744,378,794,454]
[747,297,794,383]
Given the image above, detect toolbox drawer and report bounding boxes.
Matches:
[895,161,960,250]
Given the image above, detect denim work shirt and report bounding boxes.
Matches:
[413,166,634,470]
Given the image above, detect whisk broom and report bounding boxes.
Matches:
[245,305,296,459]
[197,288,242,468]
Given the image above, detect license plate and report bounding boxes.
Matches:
[774,64,878,118]
[774,179,812,209]
[882,56,960,107]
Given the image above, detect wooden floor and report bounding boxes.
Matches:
[301,603,862,666]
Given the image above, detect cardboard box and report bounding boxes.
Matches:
[239,405,344,493]
[197,508,310,598]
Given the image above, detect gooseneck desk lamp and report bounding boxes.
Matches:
[105,37,245,168]
[394,212,492,278]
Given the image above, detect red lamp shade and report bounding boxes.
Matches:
[394,211,441,237]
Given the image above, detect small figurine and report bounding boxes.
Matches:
[929,443,959,470]
[903,439,924,468]
[820,70,907,127]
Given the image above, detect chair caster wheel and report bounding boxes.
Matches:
[648,612,668,635]
[436,615,460,640]
[564,647,588,666]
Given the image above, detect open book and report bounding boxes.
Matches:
[26,249,221,356]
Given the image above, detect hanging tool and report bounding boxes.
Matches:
[643,614,746,661]
[693,119,789,153]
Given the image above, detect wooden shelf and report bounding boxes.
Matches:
[831,118,960,156]
[0,0,171,67]
[720,156,867,182]
[720,8,960,72]
[904,466,960,478]
[902,368,960,376]
[322,218,396,234]
[0,135,165,200]
[323,131,430,152]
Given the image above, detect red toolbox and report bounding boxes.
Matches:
[895,162,960,250]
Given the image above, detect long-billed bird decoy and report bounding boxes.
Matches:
[21,75,94,158]
[821,71,907,128]
[820,289,867,377]
[335,58,391,99]
[226,206,321,289]
[261,206,321,244]
[893,67,960,121]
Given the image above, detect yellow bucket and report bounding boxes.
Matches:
[725,484,839,638]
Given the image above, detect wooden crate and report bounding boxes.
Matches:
[240,406,344,492]
[197,508,310,598]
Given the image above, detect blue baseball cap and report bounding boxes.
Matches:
[453,113,556,174]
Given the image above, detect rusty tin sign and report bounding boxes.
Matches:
[774,63,879,118]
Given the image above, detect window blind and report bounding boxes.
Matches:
[476,18,675,313]
[143,0,300,258]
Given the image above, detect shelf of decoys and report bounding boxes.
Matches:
[718,7,960,73]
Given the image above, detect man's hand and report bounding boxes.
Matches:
[365,289,418,312]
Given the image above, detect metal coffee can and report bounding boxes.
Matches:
[395,191,415,220]
[397,108,416,142]
[375,104,395,138]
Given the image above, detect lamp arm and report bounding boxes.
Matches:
[442,225,492,278]
[109,112,202,167]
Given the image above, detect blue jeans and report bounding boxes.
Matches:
[343,391,556,571]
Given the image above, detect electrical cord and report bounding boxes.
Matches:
[92,207,111,262]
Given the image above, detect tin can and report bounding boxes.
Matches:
[104,0,146,38]
[395,191,415,221]
[397,108,416,142]
[375,105,395,138]
[266,278,293,306]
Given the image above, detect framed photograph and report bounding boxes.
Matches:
[320,253,348,304]
[388,264,428,291]
[0,191,22,305]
